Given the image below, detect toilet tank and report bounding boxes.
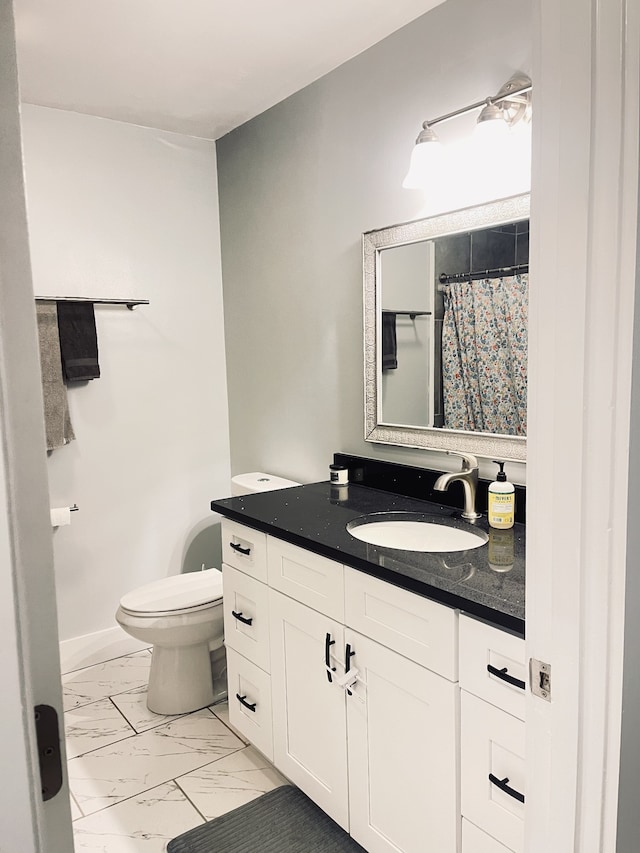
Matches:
[231,472,300,496]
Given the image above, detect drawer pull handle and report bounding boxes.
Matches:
[489,773,525,804]
[236,693,257,712]
[345,643,356,696]
[487,664,526,691]
[231,610,253,626]
[325,633,336,683]
[230,542,251,556]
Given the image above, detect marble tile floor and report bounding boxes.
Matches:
[62,650,287,852]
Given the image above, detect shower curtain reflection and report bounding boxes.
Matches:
[442,274,528,436]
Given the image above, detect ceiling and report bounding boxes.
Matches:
[14,0,445,140]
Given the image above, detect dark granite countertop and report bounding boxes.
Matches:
[211,481,525,637]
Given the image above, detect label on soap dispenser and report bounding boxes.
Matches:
[488,492,515,529]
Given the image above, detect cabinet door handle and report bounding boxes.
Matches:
[488,773,525,804]
[231,610,253,626]
[325,633,336,682]
[236,693,257,712]
[230,541,251,556]
[345,643,356,696]
[487,664,526,691]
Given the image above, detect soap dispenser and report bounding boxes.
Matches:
[488,461,515,529]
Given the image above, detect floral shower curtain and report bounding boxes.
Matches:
[441,274,528,435]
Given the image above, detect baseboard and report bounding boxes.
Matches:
[59,625,150,675]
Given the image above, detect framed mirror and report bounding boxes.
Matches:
[363,194,530,461]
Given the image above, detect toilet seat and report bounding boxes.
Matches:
[119,569,223,618]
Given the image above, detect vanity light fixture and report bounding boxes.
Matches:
[403,73,532,189]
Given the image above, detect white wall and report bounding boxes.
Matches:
[217,0,531,486]
[20,106,231,644]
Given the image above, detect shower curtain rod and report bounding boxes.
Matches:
[35,296,149,310]
[438,263,528,287]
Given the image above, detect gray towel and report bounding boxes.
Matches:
[36,302,75,451]
[382,311,398,370]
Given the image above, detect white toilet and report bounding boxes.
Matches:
[116,569,224,715]
[116,473,299,716]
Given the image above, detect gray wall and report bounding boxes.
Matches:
[217,0,532,485]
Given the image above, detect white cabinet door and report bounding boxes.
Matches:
[269,589,349,830]
[346,629,459,853]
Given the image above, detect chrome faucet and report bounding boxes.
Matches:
[433,451,482,521]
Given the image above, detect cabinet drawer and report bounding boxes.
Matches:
[462,819,514,852]
[344,567,458,681]
[459,615,526,720]
[267,537,344,621]
[223,564,270,672]
[222,520,268,581]
[226,648,273,761]
[461,691,525,853]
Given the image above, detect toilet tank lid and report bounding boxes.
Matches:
[231,472,300,492]
[120,569,223,615]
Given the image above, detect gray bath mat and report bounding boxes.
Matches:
[167,785,367,853]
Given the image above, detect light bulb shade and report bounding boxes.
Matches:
[474,113,510,143]
[402,138,443,189]
[477,102,504,125]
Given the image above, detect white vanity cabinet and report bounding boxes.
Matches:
[459,615,526,853]
[221,518,524,853]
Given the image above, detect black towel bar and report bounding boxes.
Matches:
[35,297,149,311]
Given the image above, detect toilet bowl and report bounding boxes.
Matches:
[116,569,223,715]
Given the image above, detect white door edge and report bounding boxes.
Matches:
[0,2,74,850]
[527,1,639,850]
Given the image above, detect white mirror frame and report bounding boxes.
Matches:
[363,193,530,462]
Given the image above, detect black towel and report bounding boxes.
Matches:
[57,301,101,382]
[382,311,398,370]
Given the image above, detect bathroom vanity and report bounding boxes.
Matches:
[210,464,526,853]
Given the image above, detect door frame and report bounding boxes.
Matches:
[527,1,639,850]
[1,0,638,851]
[0,1,74,850]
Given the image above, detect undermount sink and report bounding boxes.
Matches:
[346,512,488,553]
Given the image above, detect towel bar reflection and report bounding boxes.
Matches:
[35,297,149,311]
[383,310,432,320]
